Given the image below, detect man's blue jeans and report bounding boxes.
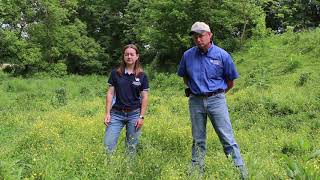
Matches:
[189,93,244,170]
[104,108,141,155]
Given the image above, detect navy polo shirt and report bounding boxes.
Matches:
[177,43,239,95]
[108,69,149,110]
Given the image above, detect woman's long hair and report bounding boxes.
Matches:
[116,44,143,77]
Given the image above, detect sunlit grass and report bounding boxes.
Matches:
[1,29,320,179]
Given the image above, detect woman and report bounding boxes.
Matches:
[104,44,149,156]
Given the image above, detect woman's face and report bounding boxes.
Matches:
[124,47,139,66]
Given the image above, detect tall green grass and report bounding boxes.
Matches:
[1,29,320,179]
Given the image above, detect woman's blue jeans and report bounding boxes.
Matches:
[189,93,244,171]
[104,108,141,155]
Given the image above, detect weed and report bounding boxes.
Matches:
[295,72,311,86]
[52,87,68,106]
[282,59,301,73]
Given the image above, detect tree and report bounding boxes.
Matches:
[0,0,104,75]
[0,0,42,75]
[77,0,130,70]
[226,0,267,46]
[263,0,320,32]
[123,0,266,70]
[124,0,191,71]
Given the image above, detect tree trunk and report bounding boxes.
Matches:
[240,20,247,48]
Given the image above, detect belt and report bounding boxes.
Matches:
[192,89,225,97]
[113,107,138,112]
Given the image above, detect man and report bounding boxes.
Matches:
[177,22,247,178]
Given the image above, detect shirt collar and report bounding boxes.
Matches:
[125,68,135,75]
[196,43,214,54]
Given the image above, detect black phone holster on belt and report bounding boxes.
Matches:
[185,88,191,97]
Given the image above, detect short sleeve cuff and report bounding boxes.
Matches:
[228,73,239,80]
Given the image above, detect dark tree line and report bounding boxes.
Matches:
[0,0,319,76]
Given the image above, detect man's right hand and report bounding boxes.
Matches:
[104,113,111,127]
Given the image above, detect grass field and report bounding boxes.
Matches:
[1,29,320,179]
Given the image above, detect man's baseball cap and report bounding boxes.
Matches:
[189,22,211,35]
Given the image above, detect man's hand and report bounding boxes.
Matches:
[225,80,234,93]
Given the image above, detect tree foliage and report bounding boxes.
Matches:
[0,0,319,75]
[263,0,320,32]
[123,0,266,69]
[0,0,104,75]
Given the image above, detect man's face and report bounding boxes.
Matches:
[192,32,212,50]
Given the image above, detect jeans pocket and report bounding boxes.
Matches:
[215,92,225,98]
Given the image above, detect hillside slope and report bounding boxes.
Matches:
[0,29,319,179]
[229,28,320,178]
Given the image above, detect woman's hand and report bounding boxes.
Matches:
[104,113,111,127]
[135,119,144,130]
